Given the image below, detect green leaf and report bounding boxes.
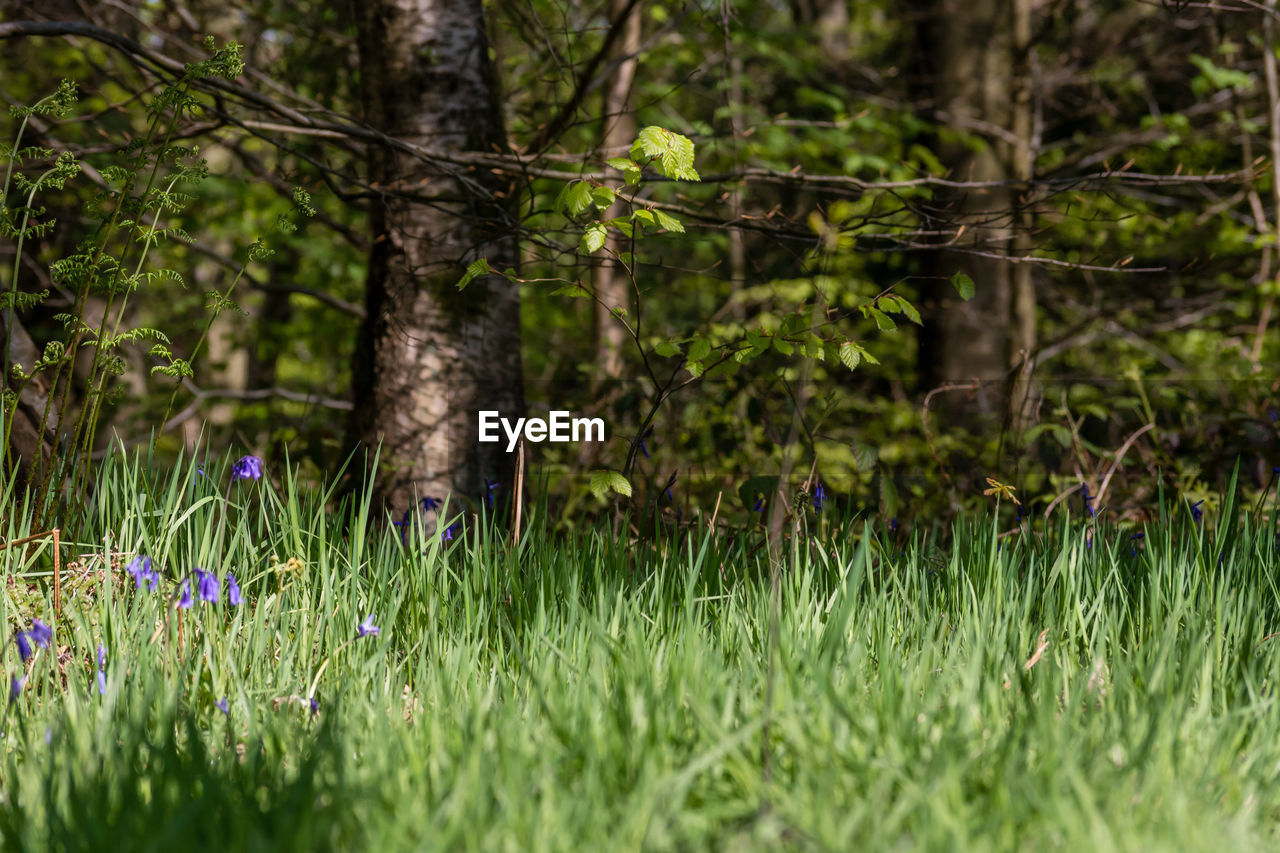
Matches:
[566,182,595,216]
[591,186,617,209]
[686,360,704,378]
[458,258,494,290]
[654,340,681,357]
[606,156,638,171]
[550,284,592,299]
[869,308,896,332]
[688,337,711,362]
[839,341,860,370]
[951,272,975,301]
[632,209,655,227]
[589,469,633,499]
[773,337,794,356]
[653,210,684,233]
[580,223,608,254]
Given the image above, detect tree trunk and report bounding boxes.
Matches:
[592,0,641,382]
[913,0,1024,416]
[351,0,523,515]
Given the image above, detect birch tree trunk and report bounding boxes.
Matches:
[352,0,523,514]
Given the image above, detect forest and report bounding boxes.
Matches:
[2,1,1280,849]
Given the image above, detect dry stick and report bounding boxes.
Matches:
[511,439,525,548]
[0,527,61,616]
[1095,423,1156,508]
[708,490,722,530]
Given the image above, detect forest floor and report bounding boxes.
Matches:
[2,455,1279,850]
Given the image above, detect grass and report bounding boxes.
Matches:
[2,452,1280,850]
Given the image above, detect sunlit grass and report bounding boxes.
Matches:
[2,453,1279,850]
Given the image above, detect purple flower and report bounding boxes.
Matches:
[227,573,242,606]
[215,698,229,715]
[1191,499,1204,523]
[357,614,380,638]
[127,555,158,591]
[15,631,31,663]
[9,675,24,704]
[639,427,653,459]
[441,522,460,543]
[813,482,826,512]
[230,454,264,482]
[96,644,107,695]
[29,620,52,648]
[178,580,193,609]
[196,569,220,604]
[484,479,499,510]
[753,496,765,512]
[420,497,441,512]
[309,696,319,716]
[1080,483,1097,518]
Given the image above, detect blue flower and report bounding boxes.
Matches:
[29,620,52,648]
[230,454,264,482]
[196,569,220,604]
[126,555,158,591]
[1080,484,1097,518]
[639,427,653,459]
[178,580,193,610]
[215,698,229,715]
[663,471,678,502]
[752,496,765,512]
[15,632,31,663]
[309,696,319,716]
[357,614,380,638]
[1129,532,1145,556]
[9,676,24,704]
[441,522,460,543]
[1190,499,1204,523]
[227,573,243,606]
[420,497,441,512]
[484,479,499,510]
[813,482,826,512]
[96,644,106,695]
[393,507,413,544]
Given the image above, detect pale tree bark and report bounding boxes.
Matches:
[352,0,523,514]
[1008,0,1039,433]
[593,0,641,381]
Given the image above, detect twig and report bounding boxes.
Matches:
[1095,423,1156,507]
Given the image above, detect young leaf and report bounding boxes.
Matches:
[951,272,975,301]
[580,223,608,254]
[458,258,494,290]
[869,308,896,332]
[653,209,685,233]
[688,337,711,362]
[589,469,632,499]
[839,341,860,370]
[654,340,681,357]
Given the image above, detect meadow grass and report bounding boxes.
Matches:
[2,454,1280,851]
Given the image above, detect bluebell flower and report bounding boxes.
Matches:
[215,698,229,715]
[752,496,765,512]
[196,569,220,604]
[813,482,826,513]
[9,675,24,704]
[889,518,899,532]
[441,522,461,543]
[126,555,158,591]
[420,497,441,512]
[484,479,499,510]
[639,427,653,459]
[230,454,264,482]
[29,620,52,648]
[196,463,206,478]
[96,644,106,695]
[1080,483,1097,518]
[357,614,380,638]
[393,507,413,545]
[1129,532,1145,556]
[227,573,243,606]
[663,471,678,502]
[178,580,193,610]
[15,631,31,663]
[1190,499,1204,523]
[309,696,319,716]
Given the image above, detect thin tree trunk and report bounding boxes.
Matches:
[593,0,641,382]
[1008,0,1038,433]
[351,0,523,514]
[913,0,1020,417]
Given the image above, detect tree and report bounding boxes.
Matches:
[350,0,524,513]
